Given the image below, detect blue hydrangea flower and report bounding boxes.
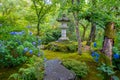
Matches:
[29,50,33,54]
[10,32,16,35]
[38,53,41,57]
[91,51,95,57]
[24,47,28,52]
[95,58,99,62]
[93,42,97,47]
[38,39,41,45]
[18,32,23,35]
[91,51,100,62]
[95,53,100,57]
[30,32,32,35]
[26,25,31,28]
[44,58,47,62]
[32,42,36,45]
[0,24,2,27]
[113,54,119,59]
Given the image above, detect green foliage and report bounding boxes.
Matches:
[41,29,61,44]
[0,28,42,67]
[112,75,120,80]
[46,41,78,52]
[63,59,89,78]
[97,63,115,80]
[0,0,29,26]
[8,55,44,80]
[112,47,120,70]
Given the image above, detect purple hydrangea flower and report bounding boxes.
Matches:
[29,50,33,54]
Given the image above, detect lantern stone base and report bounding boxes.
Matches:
[58,37,69,41]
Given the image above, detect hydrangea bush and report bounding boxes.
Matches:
[0,30,42,68]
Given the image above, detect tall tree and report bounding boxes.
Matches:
[86,0,97,46]
[71,0,82,54]
[31,0,56,35]
[79,20,89,41]
[102,22,115,61]
[101,0,120,61]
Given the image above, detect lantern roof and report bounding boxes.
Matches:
[57,14,70,22]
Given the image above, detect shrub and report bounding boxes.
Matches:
[41,29,60,44]
[63,59,89,78]
[97,63,116,80]
[112,47,120,70]
[0,30,42,68]
[8,55,44,80]
[46,41,78,52]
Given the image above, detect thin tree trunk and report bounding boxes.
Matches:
[86,22,96,46]
[72,0,82,54]
[37,19,40,36]
[82,27,86,41]
[102,22,115,62]
[75,20,82,54]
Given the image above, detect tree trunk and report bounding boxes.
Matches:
[37,19,40,36]
[102,22,115,61]
[82,27,87,41]
[86,22,96,46]
[72,0,82,54]
[75,20,82,54]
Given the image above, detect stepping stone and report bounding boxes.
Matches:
[44,59,76,80]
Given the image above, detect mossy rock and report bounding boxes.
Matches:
[45,41,78,52]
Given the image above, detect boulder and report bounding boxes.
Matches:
[44,59,76,80]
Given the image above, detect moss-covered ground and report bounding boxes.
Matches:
[44,50,102,80]
[0,50,120,80]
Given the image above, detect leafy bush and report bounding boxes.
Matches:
[63,59,89,78]
[8,55,44,80]
[112,47,120,70]
[0,29,42,68]
[46,41,78,52]
[97,63,115,80]
[41,29,61,44]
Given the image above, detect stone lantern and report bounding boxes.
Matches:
[57,14,70,41]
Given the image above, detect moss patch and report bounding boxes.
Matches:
[45,41,78,52]
[44,50,103,80]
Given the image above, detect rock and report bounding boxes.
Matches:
[44,59,76,80]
